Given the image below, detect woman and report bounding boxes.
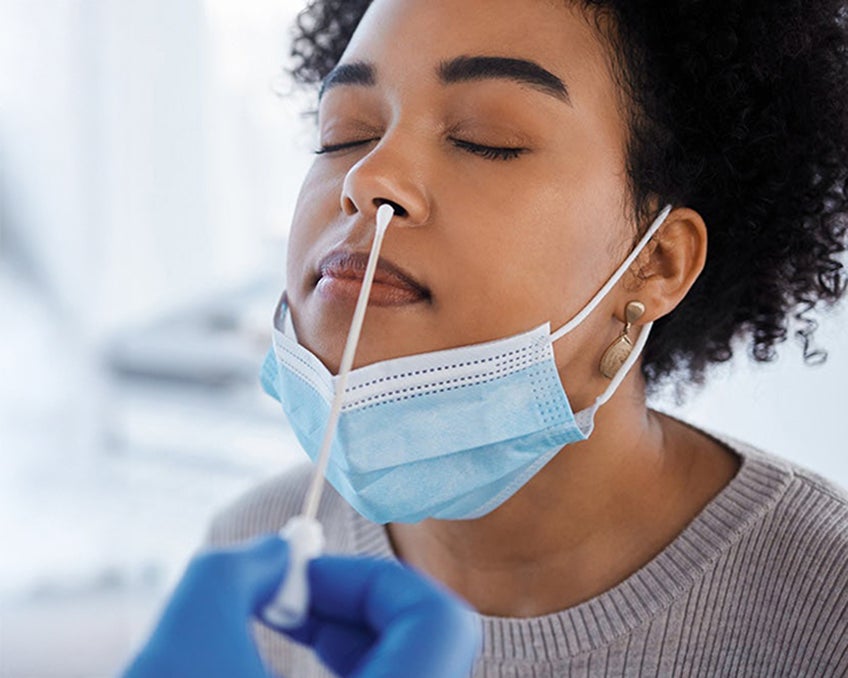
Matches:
[209,0,848,675]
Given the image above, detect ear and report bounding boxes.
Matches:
[622,207,707,322]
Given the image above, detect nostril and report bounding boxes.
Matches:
[374,198,408,218]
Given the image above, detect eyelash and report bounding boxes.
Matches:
[314,138,528,162]
[314,139,379,155]
[449,138,526,161]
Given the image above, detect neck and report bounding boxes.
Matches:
[387,374,730,617]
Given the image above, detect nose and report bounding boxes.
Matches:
[339,140,431,226]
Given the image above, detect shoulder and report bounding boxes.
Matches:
[784,456,848,506]
[722,439,848,624]
[674,435,848,671]
[733,438,848,525]
[765,449,848,564]
[724,437,848,551]
[204,464,360,552]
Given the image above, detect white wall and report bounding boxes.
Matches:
[0,0,312,337]
[658,308,848,486]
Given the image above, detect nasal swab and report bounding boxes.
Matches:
[300,202,395,522]
[262,203,395,629]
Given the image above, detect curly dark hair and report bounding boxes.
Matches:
[288,0,848,388]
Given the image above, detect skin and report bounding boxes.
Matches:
[286,0,741,617]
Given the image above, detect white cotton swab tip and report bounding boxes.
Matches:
[376,202,394,236]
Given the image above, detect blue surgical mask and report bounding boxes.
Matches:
[262,205,672,524]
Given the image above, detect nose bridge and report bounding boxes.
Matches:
[340,129,431,224]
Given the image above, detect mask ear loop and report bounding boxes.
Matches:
[550,204,672,343]
[263,203,395,630]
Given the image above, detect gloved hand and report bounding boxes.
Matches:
[287,551,480,678]
[122,535,480,678]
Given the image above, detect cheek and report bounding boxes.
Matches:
[292,162,343,226]
[285,165,342,287]
[509,163,630,308]
[437,164,624,314]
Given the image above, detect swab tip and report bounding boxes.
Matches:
[376,203,394,234]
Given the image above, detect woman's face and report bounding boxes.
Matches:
[286,0,636,404]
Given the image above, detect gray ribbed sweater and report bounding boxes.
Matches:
[206,436,848,677]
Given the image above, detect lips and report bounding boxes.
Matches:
[315,250,431,306]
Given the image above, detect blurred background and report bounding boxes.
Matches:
[0,2,846,676]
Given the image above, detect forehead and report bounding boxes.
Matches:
[340,0,617,105]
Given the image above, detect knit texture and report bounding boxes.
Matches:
[206,436,848,677]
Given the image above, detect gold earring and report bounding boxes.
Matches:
[599,301,646,379]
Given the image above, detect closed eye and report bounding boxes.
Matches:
[314,138,379,155]
[449,138,528,161]
[315,137,528,161]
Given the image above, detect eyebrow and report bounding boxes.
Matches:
[320,62,375,98]
[320,55,570,104]
[439,56,570,104]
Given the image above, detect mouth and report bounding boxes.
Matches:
[314,250,432,306]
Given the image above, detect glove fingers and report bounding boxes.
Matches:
[307,556,393,623]
[309,555,478,641]
[349,610,479,678]
[124,536,288,678]
[308,556,480,677]
[311,620,375,676]
[272,608,376,676]
[358,563,480,677]
[192,535,289,615]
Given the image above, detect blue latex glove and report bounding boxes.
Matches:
[123,535,480,678]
